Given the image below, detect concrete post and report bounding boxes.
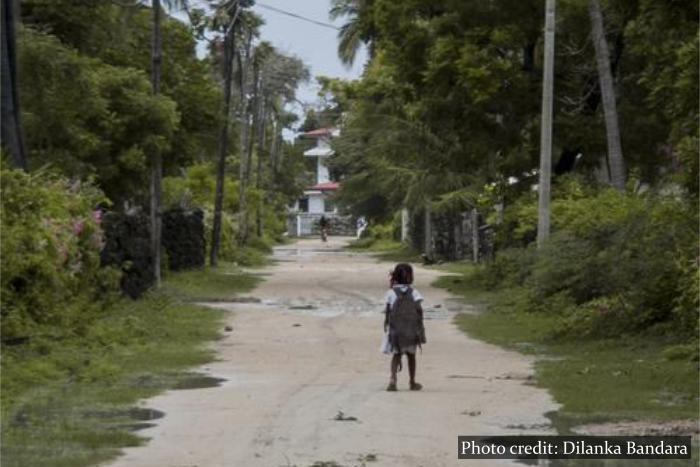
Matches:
[401,208,409,242]
[424,201,432,256]
[471,208,479,263]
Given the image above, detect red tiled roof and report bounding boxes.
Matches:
[311,181,340,190]
[300,128,333,137]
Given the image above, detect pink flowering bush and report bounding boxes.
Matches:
[1,165,120,342]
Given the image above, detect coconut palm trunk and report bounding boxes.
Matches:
[210,5,239,266]
[237,30,254,248]
[255,94,267,238]
[588,0,625,191]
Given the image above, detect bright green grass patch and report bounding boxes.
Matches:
[435,265,699,425]
[162,262,262,301]
[1,266,261,467]
[346,238,422,263]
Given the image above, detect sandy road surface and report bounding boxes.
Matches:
[106,238,557,467]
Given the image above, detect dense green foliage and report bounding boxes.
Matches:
[2,2,311,463]
[20,1,221,200]
[161,160,296,264]
[326,0,698,344]
[474,177,698,341]
[326,0,698,217]
[1,166,119,342]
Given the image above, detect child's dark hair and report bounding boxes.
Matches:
[391,263,413,285]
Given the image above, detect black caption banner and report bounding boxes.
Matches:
[457,436,692,459]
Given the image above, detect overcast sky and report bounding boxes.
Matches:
[178,0,367,131]
[250,0,367,108]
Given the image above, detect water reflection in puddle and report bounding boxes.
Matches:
[174,374,227,390]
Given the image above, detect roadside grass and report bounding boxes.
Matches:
[346,238,422,263]
[1,267,261,467]
[162,261,262,301]
[433,263,700,425]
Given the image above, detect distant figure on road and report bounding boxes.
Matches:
[356,216,368,239]
[383,263,426,391]
[319,215,330,242]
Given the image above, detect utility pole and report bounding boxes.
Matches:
[537,0,555,248]
[150,0,163,286]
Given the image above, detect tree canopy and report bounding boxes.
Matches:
[324,0,699,220]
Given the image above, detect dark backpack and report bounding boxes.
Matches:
[388,287,423,352]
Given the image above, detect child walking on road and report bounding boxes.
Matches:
[384,263,426,391]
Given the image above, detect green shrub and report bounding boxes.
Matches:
[1,166,120,342]
[662,343,699,361]
[474,246,536,289]
[484,184,697,340]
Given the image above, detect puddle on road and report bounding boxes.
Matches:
[173,373,227,390]
[81,406,165,432]
[122,408,165,431]
[127,407,165,421]
[289,304,318,310]
[274,247,346,256]
[225,296,262,303]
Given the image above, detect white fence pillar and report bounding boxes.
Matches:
[471,208,479,263]
[401,208,409,242]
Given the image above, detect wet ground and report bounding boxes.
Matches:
[105,237,559,467]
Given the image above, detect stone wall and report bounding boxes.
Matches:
[162,207,205,271]
[101,211,154,298]
[101,207,207,298]
[287,213,356,237]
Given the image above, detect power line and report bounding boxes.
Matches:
[255,2,340,30]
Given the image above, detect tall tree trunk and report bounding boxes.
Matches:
[255,95,267,238]
[1,0,27,170]
[244,69,258,185]
[237,31,254,248]
[588,0,625,191]
[537,0,555,248]
[150,0,163,284]
[210,10,237,267]
[270,117,280,178]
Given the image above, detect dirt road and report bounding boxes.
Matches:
[107,238,557,467]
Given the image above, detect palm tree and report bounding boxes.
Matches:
[330,0,364,66]
[210,0,243,266]
[587,0,625,191]
[234,14,260,249]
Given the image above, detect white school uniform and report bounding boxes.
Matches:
[382,285,423,354]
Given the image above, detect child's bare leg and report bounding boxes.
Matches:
[407,353,416,382]
[407,353,422,390]
[387,354,401,391]
[390,353,401,381]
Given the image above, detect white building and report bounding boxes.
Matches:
[293,127,340,215]
[288,128,354,236]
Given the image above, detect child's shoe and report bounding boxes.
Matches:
[410,381,423,391]
[386,381,397,391]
